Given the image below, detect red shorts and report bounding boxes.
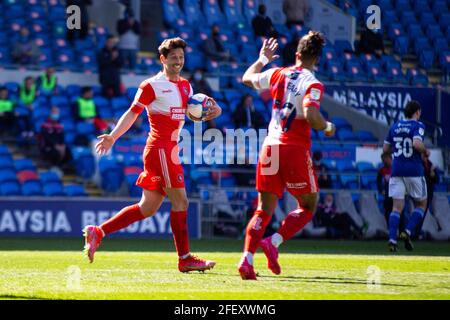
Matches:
[256,144,318,199]
[136,145,185,196]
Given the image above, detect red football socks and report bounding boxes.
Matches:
[244,209,272,254]
[100,204,145,235]
[170,210,190,258]
[277,208,313,241]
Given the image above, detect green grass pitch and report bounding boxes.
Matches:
[0,238,449,300]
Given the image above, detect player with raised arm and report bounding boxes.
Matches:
[238,32,336,280]
[383,101,428,252]
[83,37,221,272]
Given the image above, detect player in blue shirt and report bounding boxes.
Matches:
[383,101,428,252]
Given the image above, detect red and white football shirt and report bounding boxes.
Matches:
[254,66,324,149]
[130,72,193,147]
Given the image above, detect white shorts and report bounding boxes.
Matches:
[388,176,427,200]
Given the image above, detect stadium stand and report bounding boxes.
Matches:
[0,0,448,241]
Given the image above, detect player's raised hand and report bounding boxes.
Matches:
[202,97,222,121]
[324,122,336,137]
[259,37,280,63]
[95,134,115,156]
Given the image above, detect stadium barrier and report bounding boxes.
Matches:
[0,198,201,239]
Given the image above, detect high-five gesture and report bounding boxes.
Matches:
[259,37,280,64]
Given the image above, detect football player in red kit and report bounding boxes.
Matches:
[83,37,221,273]
[238,32,336,279]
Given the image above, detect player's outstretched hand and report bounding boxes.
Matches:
[259,37,280,63]
[324,122,336,137]
[202,98,222,121]
[95,134,115,156]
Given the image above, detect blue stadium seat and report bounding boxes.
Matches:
[223,0,245,25]
[361,175,377,190]
[184,48,204,71]
[43,182,66,196]
[434,37,449,53]
[162,0,184,26]
[202,0,226,26]
[334,40,353,54]
[419,12,437,29]
[426,24,444,41]
[394,36,409,55]
[66,84,81,97]
[0,169,17,183]
[111,96,130,111]
[99,157,124,193]
[22,181,43,196]
[0,145,10,156]
[340,174,359,189]
[400,11,416,27]
[126,173,141,198]
[397,1,412,15]
[40,171,62,185]
[413,0,430,14]
[72,147,96,179]
[388,23,403,40]
[76,122,95,136]
[356,161,376,173]
[337,129,359,142]
[356,130,378,143]
[181,0,205,26]
[14,158,36,172]
[413,37,430,55]
[326,60,346,82]
[439,51,450,73]
[407,69,429,86]
[419,49,435,69]
[242,0,257,25]
[336,160,356,172]
[64,184,88,197]
[438,13,450,31]
[407,24,424,39]
[382,10,398,28]
[0,181,21,196]
[378,0,393,11]
[432,1,448,17]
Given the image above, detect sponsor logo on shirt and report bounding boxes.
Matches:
[170,107,186,120]
[151,176,161,182]
[177,174,183,182]
[310,88,321,100]
[286,182,308,189]
[162,89,173,93]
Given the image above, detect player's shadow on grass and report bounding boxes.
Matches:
[259,275,415,287]
[0,294,56,300]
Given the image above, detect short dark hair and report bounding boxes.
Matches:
[297,31,326,61]
[158,37,187,58]
[81,86,93,95]
[404,100,421,118]
[0,86,7,92]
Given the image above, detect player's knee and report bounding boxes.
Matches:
[172,197,189,211]
[138,203,156,217]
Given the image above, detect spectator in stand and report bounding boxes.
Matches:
[117,8,140,71]
[315,193,363,239]
[358,25,384,58]
[282,35,300,67]
[377,152,393,223]
[38,106,73,172]
[11,27,41,65]
[72,86,109,134]
[18,76,36,138]
[98,35,123,97]
[189,68,216,128]
[232,94,266,129]
[66,0,92,43]
[313,150,332,189]
[283,0,309,29]
[0,87,16,134]
[252,4,278,38]
[202,25,232,62]
[36,67,58,96]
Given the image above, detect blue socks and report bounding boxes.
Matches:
[389,212,400,243]
[405,208,425,237]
